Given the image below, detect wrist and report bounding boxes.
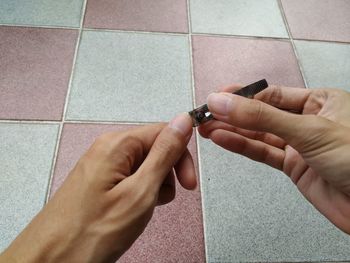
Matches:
[0,205,81,263]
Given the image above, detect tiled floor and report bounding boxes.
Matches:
[1,0,350,262]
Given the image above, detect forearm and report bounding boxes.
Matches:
[0,211,64,263]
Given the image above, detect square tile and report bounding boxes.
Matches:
[190,0,288,38]
[0,26,78,120]
[0,0,84,27]
[282,0,350,43]
[295,41,350,90]
[192,36,305,105]
[50,123,205,262]
[66,31,193,122]
[0,123,59,252]
[84,0,188,33]
[199,138,350,262]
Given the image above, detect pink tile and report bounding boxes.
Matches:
[119,187,204,263]
[282,0,350,42]
[84,0,188,33]
[50,123,205,262]
[192,35,305,105]
[0,26,78,120]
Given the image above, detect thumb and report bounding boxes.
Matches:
[137,113,193,189]
[207,92,332,149]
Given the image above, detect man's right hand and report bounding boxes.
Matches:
[199,85,350,234]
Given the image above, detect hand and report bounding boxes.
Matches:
[199,85,350,234]
[0,113,196,263]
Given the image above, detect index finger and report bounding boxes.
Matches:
[255,85,311,112]
[87,123,166,176]
[136,114,193,189]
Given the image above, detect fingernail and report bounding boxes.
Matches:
[207,93,232,115]
[168,113,192,136]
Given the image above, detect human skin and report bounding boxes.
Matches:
[0,113,196,263]
[199,85,350,234]
[1,86,350,262]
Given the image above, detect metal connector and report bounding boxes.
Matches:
[189,79,268,127]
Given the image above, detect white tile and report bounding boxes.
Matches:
[295,41,350,91]
[190,0,288,38]
[67,31,193,122]
[199,137,350,262]
[0,0,84,27]
[0,124,59,252]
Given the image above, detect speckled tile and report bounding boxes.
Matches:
[0,0,84,27]
[190,0,288,38]
[0,123,59,252]
[84,0,188,33]
[0,26,78,120]
[295,41,350,91]
[199,137,350,262]
[50,123,205,262]
[192,35,305,105]
[282,0,350,43]
[66,31,193,122]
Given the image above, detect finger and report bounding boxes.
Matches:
[254,85,311,112]
[157,170,176,206]
[174,148,197,190]
[198,119,286,149]
[282,145,309,185]
[207,92,331,148]
[137,113,193,189]
[218,84,242,93]
[209,129,285,170]
[90,122,166,169]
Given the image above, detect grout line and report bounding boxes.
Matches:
[186,20,196,107]
[194,31,350,44]
[44,122,63,202]
[277,0,309,88]
[64,120,158,125]
[1,23,349,45]
[0,119,158,125]
[45,0,88,203]
[192,32,290,42]
[83,27,188,36]
[62,1,88,123]
[0,119,61,124]
[186,1,208,262]
[292,37,350,46]
[0,119,159,126]
[195,131,209,262]
[0,23,79,30]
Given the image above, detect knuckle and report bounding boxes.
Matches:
[115,135,144,171]
[153,134,180,155]
[295,115,334,153]
[141,191,157,208]
[131,182,157,209]
[117,175,157,208]
[243,99,264,124]
[90,131,143,158]
[269,85,283,105]
[256,85,283,106]
[88,134,114,158]
[93,132,119,149]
